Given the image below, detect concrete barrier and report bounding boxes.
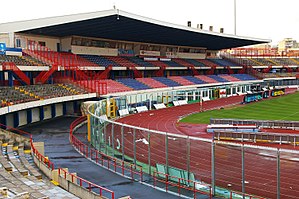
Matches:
[33,142,45,156]
[58,175,103,199]
[32,154,52,179]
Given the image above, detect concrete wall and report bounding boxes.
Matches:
[58,176,102,199]
[56,103,63,117]
[133,44,141,55]
[33,154,52,179]
[71,45,118,56]
[43,105,52,120]
[18,110,27,126]
[4,102,79,127]
[61,37,72,52]
[6,113,13,127]
[33,142,45,156]
[66,102,74,115]
[32,108,40,123]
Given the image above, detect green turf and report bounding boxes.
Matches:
[180,92,299,124]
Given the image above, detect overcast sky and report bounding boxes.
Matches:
[1,0,298,44]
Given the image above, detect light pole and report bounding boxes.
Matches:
[234,0,237,35]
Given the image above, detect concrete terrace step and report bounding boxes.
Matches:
[18,145,42,180]
[11,172,49,199]
[7,145,29,176]
[0,142,13,172]
[0,131,79,199]
[2,143,49,198]
[0,166,31,198]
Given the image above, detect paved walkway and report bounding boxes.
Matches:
[20,116,182,199]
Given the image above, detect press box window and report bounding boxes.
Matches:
[16,39,21,48]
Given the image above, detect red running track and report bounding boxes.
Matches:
[113,94,299,198]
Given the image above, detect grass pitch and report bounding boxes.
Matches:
[180,92,299,124]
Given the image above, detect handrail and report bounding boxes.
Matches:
[153,171,212,199]
[69,116,143,183]
[2,62,31,85]
[58,168,114,199]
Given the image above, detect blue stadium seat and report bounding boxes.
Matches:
[116,78,151,90]
[182,76,207,84]
[125,56,155,67]
[79,55,118,67]
[184,59,206,67]
[231,74,257,81]
[208,59,237,66]
[208,75,229,82]
[152,77,182,87]
[160,60,184,67]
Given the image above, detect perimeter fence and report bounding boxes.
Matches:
[87,94,299,199]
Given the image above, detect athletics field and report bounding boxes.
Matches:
[180,92,299,124]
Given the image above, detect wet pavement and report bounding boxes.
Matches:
[20,116,182,199]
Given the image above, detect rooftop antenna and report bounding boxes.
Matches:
[117,9,120,20]
[113,3,120,20]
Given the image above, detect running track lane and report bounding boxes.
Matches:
[112,94,299,198]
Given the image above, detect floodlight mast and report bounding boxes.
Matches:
[234,0,237,35]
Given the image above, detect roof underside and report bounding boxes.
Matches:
[13,11,269,50]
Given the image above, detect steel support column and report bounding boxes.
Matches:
[211,141,215,195]
[133,128,136,168]
[187,137,191,181]
[111,123,115,157]
[121,125,125,161]
[148,132,151,175]
[104,122,107,154]
[165,133,169,174]
[242,145,245,198]
[277,149,280,199]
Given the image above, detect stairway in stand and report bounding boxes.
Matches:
[2,62,30,85]
[25,40,107,95]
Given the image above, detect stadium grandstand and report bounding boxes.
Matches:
[0,8,298,199]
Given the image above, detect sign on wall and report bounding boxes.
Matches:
[139,50,160,57]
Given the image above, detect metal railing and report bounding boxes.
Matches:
[58,168,114,199]
[210,118,299,129]
[153,171,212,199]
[214,131,299,146]
[87,97,284,199]
[69,116,143,181]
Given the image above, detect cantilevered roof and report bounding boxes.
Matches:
[0,9,270,50]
